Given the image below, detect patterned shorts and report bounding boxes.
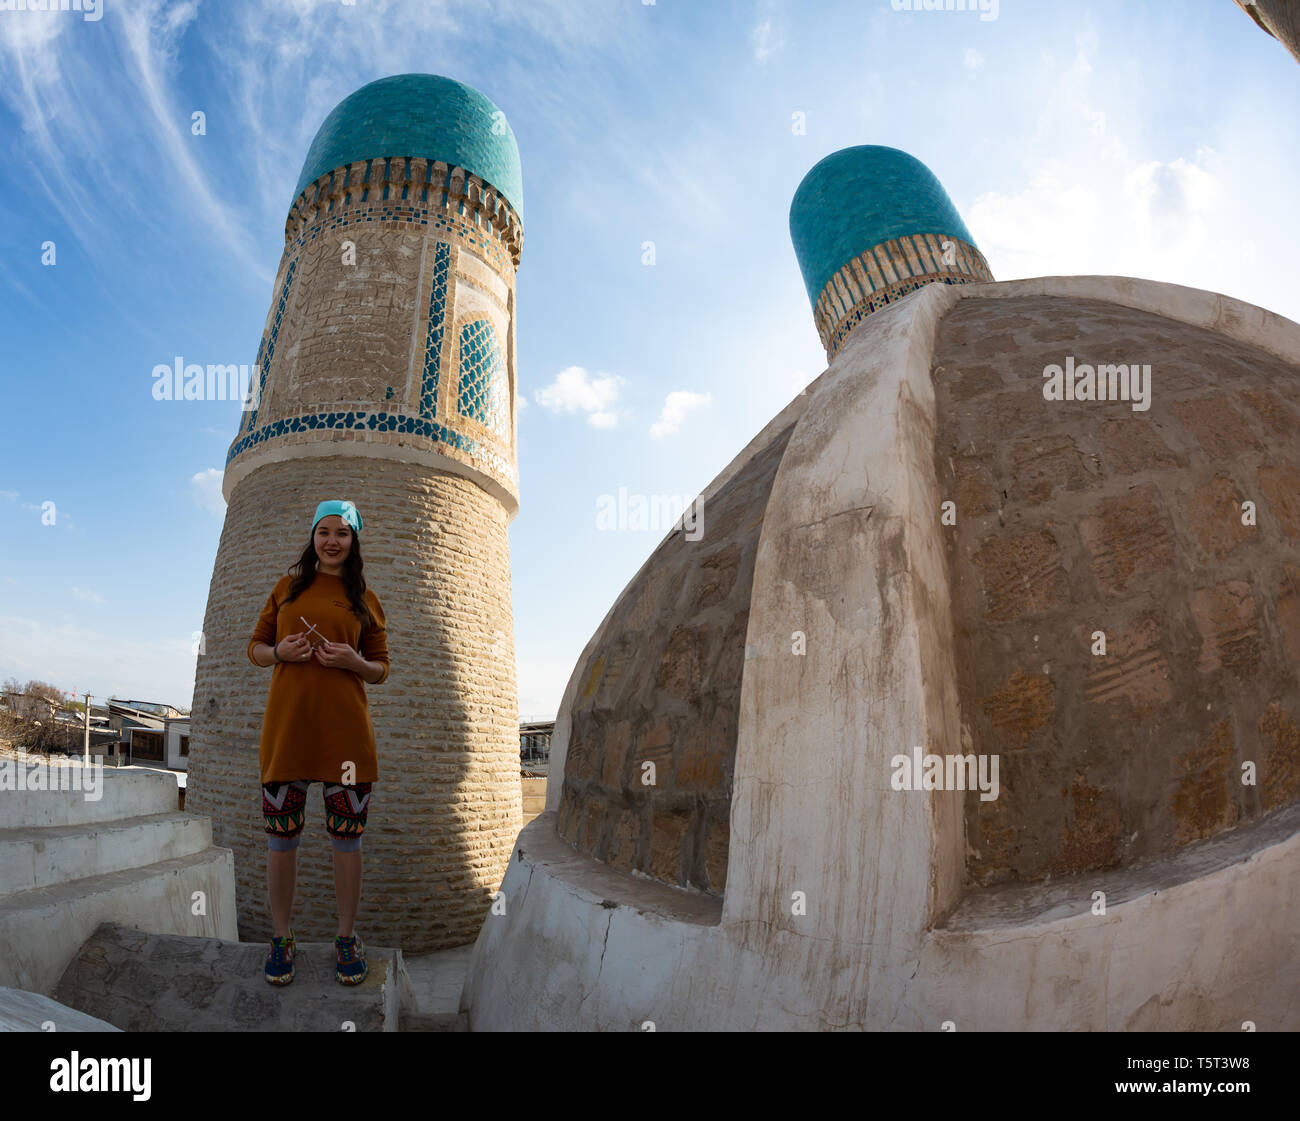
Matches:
[262,780,372,853]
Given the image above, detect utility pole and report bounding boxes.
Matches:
[83,693,90,763]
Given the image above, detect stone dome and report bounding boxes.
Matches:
[292,73,524,217]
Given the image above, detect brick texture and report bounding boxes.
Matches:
[932,295,1300,884]
[557,424,795,895]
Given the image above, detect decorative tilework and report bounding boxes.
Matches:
[790,145,977,307]
[243,334,267,428]
[284,197,512,274]
[224,408,516,487]
[420,242,451,418]
[807,232,993,358]
[456,318,508,437]
[292,74,524,217]
[243,259,297,433]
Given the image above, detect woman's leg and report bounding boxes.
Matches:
[332,847,362,939]
[323,782,372,938]
[263,780,309,937]
[267,846,298,938]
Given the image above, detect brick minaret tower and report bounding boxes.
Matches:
[188,74,525,950]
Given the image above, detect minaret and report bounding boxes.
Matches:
[789,145,992,360]
[187,74,524,951]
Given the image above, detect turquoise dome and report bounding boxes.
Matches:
[293,73,523,217]
[789,145,974,306]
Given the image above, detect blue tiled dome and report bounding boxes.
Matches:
[789,145,974,305]
[293,73,523,217]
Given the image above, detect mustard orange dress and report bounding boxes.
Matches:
[247,572,390,784]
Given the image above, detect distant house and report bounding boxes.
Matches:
[518,718,554,827]
[110,701,188,774]
[519,719,552,770]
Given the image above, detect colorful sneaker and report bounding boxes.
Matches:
[265,929,295,985]
[335,932,367,985]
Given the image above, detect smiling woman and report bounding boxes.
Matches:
[245,497,389,987]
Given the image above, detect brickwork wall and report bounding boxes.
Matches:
[931,295,1300,885]
[188,454,521,950]
[227,156,519,501]
[557,424,795,895]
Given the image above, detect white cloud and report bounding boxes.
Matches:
[968,145,1254,289]
[191,468,226,514]
[0,3,68,51]
[750,0,786,62]
[0,490,17,501]
[752,20,785,62]
[961,31,1265,304]
[962,48,985,71]
[535,366,623,428]
[71,587,104,605]
[650,390,711,439]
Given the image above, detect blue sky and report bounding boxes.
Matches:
[1,0,1297,719]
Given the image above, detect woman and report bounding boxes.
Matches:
[246,499,390,987]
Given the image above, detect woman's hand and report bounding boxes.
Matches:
[312,639,364,673]
[277,632,313,663]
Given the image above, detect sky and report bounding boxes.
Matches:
[1,0,1297,720]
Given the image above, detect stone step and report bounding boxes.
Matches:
[0,760,178,828]
[400,1010,468,1031]
[0,985,123,1032]
[401,942,472,1023]
[52,923,410,1032]
[0,848,238,994]
[0,813,214,897]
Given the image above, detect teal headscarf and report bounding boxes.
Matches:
[311,499,363,535]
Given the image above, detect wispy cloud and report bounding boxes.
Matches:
[71,586,104,605]
[536,366,623,428]
[650,389,710,438]
[0,612,197,704]
[751,0,786,62]
[965,34,1259,294]
[190,468,226,514]
[752,22,785,62]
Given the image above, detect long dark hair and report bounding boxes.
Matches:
[282,529,374,630]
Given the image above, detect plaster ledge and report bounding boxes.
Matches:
[941,800,1300,932]
[516,814,722,926]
